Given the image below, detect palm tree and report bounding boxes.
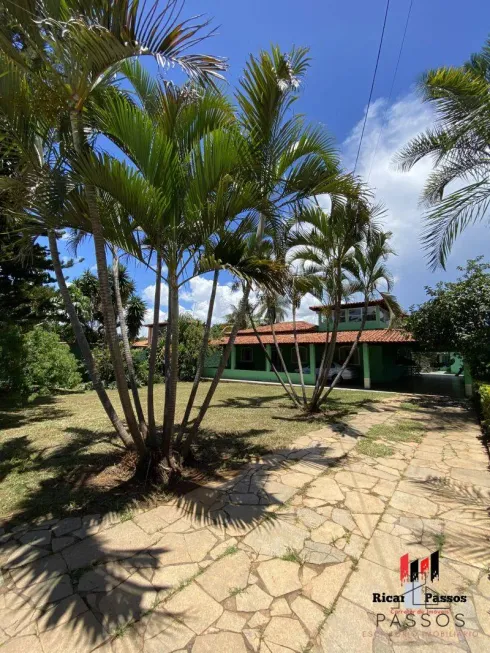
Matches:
[0,0,226,457]
[78,74,265,466]
[395,36,490,269]
[322,229,400,400]
[288,197,372,412]
[255,290,289,325]
[0,61,135,448]
[189,45,356,436]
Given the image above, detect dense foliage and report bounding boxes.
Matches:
[24,328,82,393]
[0,326,81,395]
[397,36,490,269]
[406,259,490,380]
[92,344,149,389]
[156,315,215,382]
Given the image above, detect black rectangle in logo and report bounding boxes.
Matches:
[410,559,419,582]
[430,551,439,582]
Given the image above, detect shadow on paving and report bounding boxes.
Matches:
[0,423,357,649]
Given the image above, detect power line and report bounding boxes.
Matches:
[353,0,391,174]
[367,0,414,181]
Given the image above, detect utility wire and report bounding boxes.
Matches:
[367,0,414,181]
[353,0,391,174]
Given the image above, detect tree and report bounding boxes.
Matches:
[396,36,490,269]
[24,327,82,393]
[0,0,227,459]
[0,217,56,329]
[255,290,289,325]
[189,46,355,437]
[406,258,490,380]
[288,198,373,412]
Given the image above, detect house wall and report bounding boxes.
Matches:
[318,305,389,332]
[364,344,410,383]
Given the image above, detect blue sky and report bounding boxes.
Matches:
[58,0,490,326]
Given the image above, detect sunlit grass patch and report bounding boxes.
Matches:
[357,439,394,457]
[367,419,424,443]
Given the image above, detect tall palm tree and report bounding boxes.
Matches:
[0,0,226,457]
[322,229,400,400]
[78,76,266,466]
[189,46,356,436]
[395,36,490,269]
[0,60,135,447]
[255,290,289,325]
[288,197,372,412]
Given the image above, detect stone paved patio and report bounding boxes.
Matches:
[1,394,490,652]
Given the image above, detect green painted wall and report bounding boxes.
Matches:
[319,305,389,332]
[202,367,316,385]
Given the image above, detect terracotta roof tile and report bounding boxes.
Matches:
[210,328,415,346]
[237,321,316,335]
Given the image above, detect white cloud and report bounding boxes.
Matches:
[339,93,489,308]
[142,283,169,308]
[180,275,250,323]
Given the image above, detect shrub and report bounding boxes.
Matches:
[92,344,149,388]
[476,382,490,435]
[24,327,82,393]
[0,324,28,394]
[156,314,214,381]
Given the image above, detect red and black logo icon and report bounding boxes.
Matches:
[400,550,439,584]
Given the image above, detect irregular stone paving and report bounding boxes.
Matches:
[1,395,490,652]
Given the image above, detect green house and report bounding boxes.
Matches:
[205,299,416,390]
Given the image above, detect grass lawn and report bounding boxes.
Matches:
[0,381,390,524]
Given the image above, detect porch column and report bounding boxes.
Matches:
[266,345,271,372]
[362,343,371,389]
[309,343,315,375]
[464,363,473,397]
[231,345,236,370]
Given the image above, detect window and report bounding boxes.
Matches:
[240,347,253,363]
[339,309,347,323]
[338,346,360,365]
[366,306,377,321]
[348,308,362,322]
[379,308,389,323]
[292,346,308,364]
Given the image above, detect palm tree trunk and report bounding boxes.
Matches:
[321,299,368,401]
[70,110,146,457]
[270,322,302,403]
[48,230,133,449]
[292,301,308,405]
[147,253,162,446]
[111,249,147,438]
[187,282,252,439]
[182,213,265,448]
[178,268,219,447]
[249,312,301,406]
[162,266,179,465]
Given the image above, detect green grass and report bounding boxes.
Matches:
[0,382,388,522]
[399,401,422,412]
[366,419,424,444]
[281,547,303,564]
[356,439,394,458]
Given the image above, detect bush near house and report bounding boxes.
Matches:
[475,383,490,435]
[24,327,82,393]
[0,326,81,396]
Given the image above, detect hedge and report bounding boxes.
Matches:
[476,382,490,435]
